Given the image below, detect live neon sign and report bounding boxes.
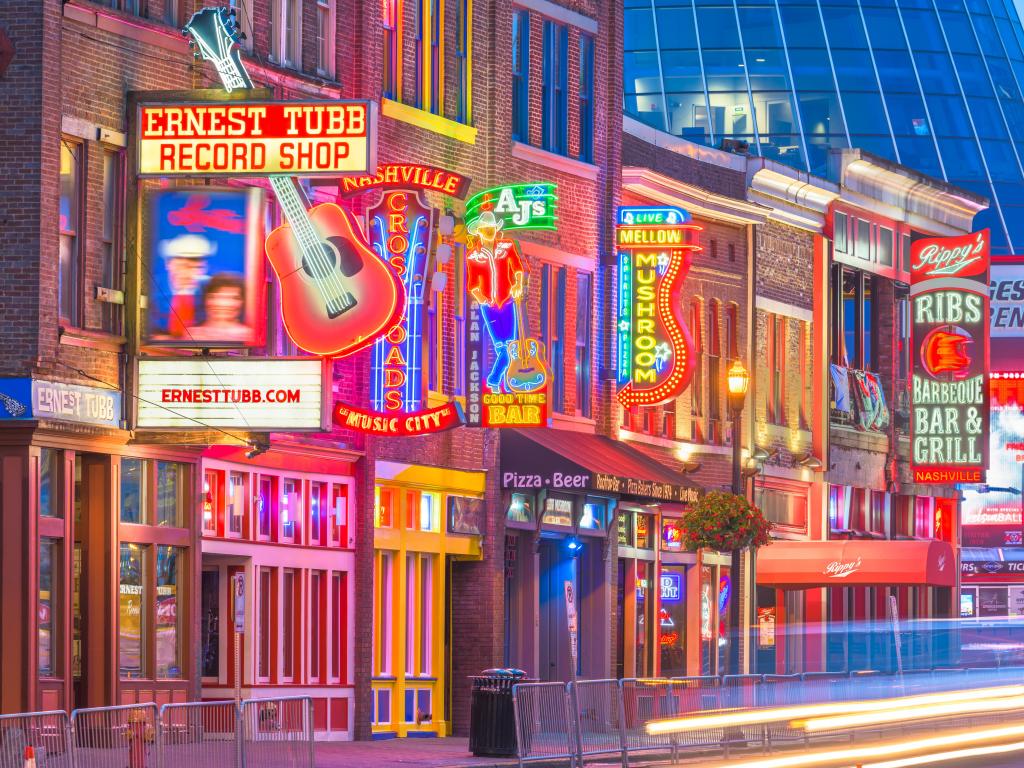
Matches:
[615,206,699,408]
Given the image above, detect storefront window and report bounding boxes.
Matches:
[258,567,272,679]
[659,566,686,677]
[617,513,632,547]
[331,571,345,680]
[311,571,322,680]
[419,492,438,532]
[376,486,395,528]
[121,458,145,524]
[282,479,299,539]
[310,483,324,544]
[542,497,573,527]
[331,484,348,544]
[636,514,653,549]
[636,561,652,677]
[119,543,146,679]
[227,472,246,536]
[201,570,219,679]
[579,501,606,530]
[448,496,483,535]
[203,470,219,534]
[662,518,684,551]
[157,462,185,527]
[283,569,296,679]
[760,489,808,530]
[258,477,272,538]
[40,449,62,518]
[156,546,182,678]
[979,587,1009,618]
[39,538,60,677]
[507,493,534,523]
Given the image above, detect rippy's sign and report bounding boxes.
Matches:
[615,206,699,407]
[910,229,990,484]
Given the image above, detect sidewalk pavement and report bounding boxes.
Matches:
[314,737,522,768]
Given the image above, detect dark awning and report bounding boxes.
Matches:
[500,429,702,504]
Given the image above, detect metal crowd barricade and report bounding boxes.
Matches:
[0,711,72,768]
[571,680,624,766]
[756,674,803,748]
[667,677,724,750]
[70,703,159,768]
[618,679,680,762]
[512,682,576,767]
[720,674,764,753]
[159,700,240,767]
[239,696,313,768]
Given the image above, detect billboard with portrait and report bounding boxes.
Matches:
[145,187,265,347]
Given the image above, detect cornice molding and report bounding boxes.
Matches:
[621,166,769,225]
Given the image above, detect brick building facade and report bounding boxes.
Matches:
[0,0,991,742]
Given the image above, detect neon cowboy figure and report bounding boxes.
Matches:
[466,199,526,391]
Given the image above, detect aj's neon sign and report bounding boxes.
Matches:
[615,206,699,408]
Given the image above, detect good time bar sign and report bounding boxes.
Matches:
[910,230,990,484]
[137,100,374,177]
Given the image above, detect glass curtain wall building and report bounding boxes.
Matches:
[624,0,1024,251]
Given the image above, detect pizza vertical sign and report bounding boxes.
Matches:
[910,229,990,483]
[616,206,699,407]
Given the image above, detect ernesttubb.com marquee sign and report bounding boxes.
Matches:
[136,358,326,431]
[910,230,990,484]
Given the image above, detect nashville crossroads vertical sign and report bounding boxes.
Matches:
[910,229,990,484]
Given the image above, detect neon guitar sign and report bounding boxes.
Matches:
[183,8,403,358]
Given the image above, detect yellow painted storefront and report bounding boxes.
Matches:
[371,461,483,738]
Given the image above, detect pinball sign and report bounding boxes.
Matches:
[137,100,374,177]
[615,206,699,408]
[910,229,990,484]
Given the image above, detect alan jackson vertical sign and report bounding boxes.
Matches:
[910,230,990,484]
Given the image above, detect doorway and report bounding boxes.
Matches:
[538,539,577,682]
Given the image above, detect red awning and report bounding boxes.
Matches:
[756,539,956,588]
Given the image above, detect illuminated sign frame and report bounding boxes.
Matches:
[615,206,700,408]
[330,168,473,436]
[909,229,990,484]
[136,99,375,177]
[135,357,327,432]
[464,183,555,429]
[465,184,558,233]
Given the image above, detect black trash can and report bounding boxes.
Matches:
[468,668,528,757]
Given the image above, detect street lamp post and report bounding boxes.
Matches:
[726,359,750,676]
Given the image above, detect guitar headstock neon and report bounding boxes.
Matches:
[182,7,251,92]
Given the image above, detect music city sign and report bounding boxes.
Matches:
[910,230,990,484]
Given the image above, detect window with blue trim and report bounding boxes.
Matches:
[579,34,595,162]
[430,0,441,114]
[383,0,398,99]
[415,0,425,109]
[542,19,569,155]
[455,0,470,123]
[512,9,530,141]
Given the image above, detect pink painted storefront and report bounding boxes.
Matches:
[199,443,357,739]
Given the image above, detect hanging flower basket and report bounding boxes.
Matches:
[680,491,772,552]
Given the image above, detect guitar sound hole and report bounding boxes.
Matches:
[301,236,364,279]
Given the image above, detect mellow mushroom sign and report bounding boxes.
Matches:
[910,230,990,484]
